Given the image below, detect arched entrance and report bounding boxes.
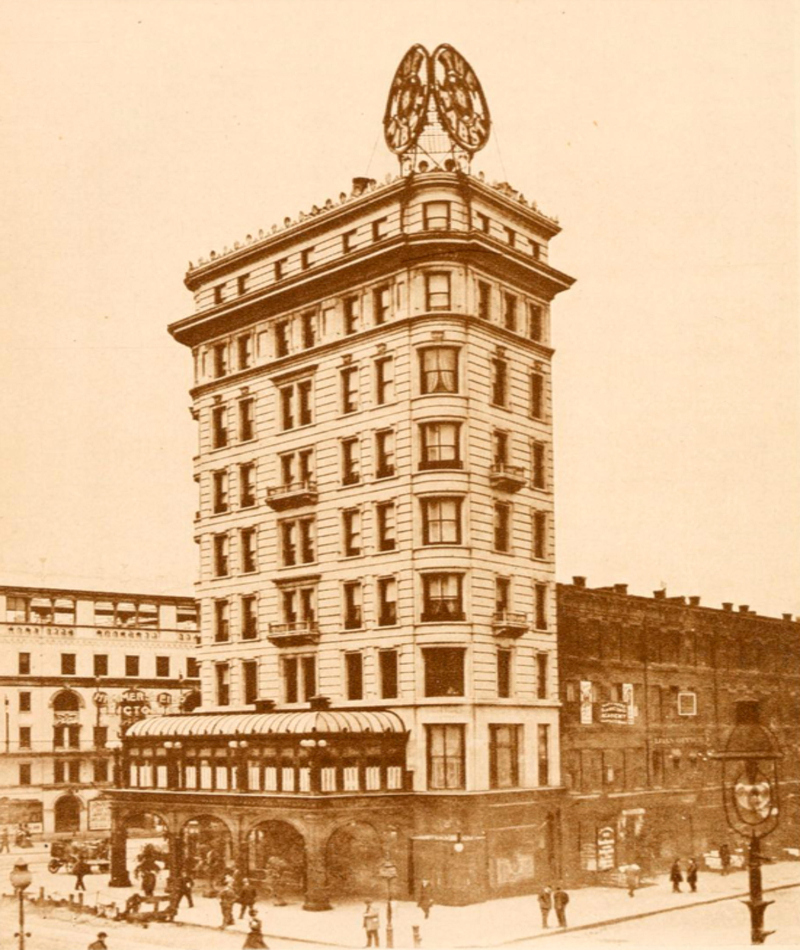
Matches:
[247,820,306,900]
[182,816,233,885]
[125,812,171,884]
[54,794,81,833]
[52,689,82,712]
[325,821,383,899]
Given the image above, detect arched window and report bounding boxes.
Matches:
[52,690,81,712]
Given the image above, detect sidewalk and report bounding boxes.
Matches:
[76,861,800,949]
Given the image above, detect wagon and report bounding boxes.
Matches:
[48,837,110,874]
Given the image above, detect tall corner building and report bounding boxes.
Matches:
[110,45,575,906]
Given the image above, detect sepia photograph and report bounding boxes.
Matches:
[1,1,798,947]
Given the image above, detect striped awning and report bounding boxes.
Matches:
[126,708,407,739]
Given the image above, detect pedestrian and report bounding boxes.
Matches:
[686,857,698,893]
[719,843,731,876]
[141,867,157,897]
[74,857,90,892]
[0,826,9,853]
[553,885,569,928]
[625,864,640,897]
[177,872,194,909]
[238,878,258,918]
[417,879,434,919]
[669,858,683,893]
[363,900,380,947]
[243,909,268,949]
[537,885,553,928]
[88,932,108,950]
[220,883,236,929]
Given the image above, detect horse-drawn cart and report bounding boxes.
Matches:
[48,837,110,874]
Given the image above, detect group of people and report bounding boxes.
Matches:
[0,822,33,851]
[669,857,700,893]
[537,885,570,929]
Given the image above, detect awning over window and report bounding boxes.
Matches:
[126,708,407,738]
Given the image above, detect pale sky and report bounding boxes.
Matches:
[1,0,798,616]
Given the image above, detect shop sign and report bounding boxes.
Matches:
[579,681,593,724]
[622,683,635,723]
[88,798,112,831]
[0,798,44,827]
[599,702,628,724]
[596,825,616,871]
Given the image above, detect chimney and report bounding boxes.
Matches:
[667,595,686,605]
[572,576,586,588]
[614,584,628,595]
[688,596,701,607]
[253,699,276,713]
[783,613,794,622]
[351,177,376,196]
[653,589,666,600]
[722,602,733,612]
[309,695,331,710]
[738,605,749,614]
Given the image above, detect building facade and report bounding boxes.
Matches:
[0,585,199,835]
[557,578,800,883]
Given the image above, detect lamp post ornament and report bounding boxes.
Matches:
[10,859,33,950]
[378,859,398,948]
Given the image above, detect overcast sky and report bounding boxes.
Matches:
[1,0,797,616]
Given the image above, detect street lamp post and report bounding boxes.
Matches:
[378,860,398,949]
[712,701,782,945]
[10,859,32,950]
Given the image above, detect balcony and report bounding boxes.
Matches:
[266,480,318,511]
[267,621,320,646]
[418,459,463,472]
[492,611,530,637]
[490,464,527,493]
[420,602,466,623]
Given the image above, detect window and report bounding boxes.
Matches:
[340,367,359,414]
[216,663,230,706]
[301,246,314,270]
[375,430,395,478]
[377,577,397,626]
[678,691,698,716]
[214,534,230,577]
[343,296,359,334]
[421,574,464,622]
[345,652,364,700]
[124,655,139,677]
[495,576,511,615]
[18,652,31,674]
[53,760,65,784]
[213,470,229,513]
[7,597,29,622]
[237,273,249,296]
[530,373,544,419]
[494,502,511,552]
[280,449,314,488]
[372,217,388,242]
[237,333,252,370]
[497,649,512,699]
[19,764,31,786]
[280,517,315,566]
[532,442,546,489]
[19,692,31,712]
[212,406,228,448]
[214,600,230,642]
[242,595,258,640]
[341,437,360,485]
[342,581,362,630]
[477,281,491,320]
[214,284,225,305]
[373,285,390,325]
[537,723,550,785]
[376,501,396,551]
[533,510,547,560]
[93,726,108,748]
[301,311,316,349]
[342,229,357,253]
[93,759,109,783]
[427,724,465,789]
[284,656,316,703]
[527,305,544,346]
[425,272,451,310]
[380,650,399,699]
[420,422,461,469]
[504,226,516,247]
[298,380,312,426]
[490,724,521,788]
[61,653,76,675]
[281,586,316,626]
[535,584,548,631]
[19,726,31,749]
[503,294,518,331]
[343,509,362,557]
[155,656,170,678]
[275,320,291,358]
[491,357,508,406]
[274,258,286,281]
[243,660,258,705]
[239,398,254,441]
[419,347,458,394]
[241,527,257,573]
[213,342,228,377]
[536,652,549,699]
[68,759,81,781]
[475,212,490,233]
[375,356,394,404]
[493,429,509,466]
[530,239,541,260]
[423,201,450,229]
[239,463,256,508]
[421,498,462,545]
[280,380,313,430]
[187,657,200,678]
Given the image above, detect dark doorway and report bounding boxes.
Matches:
[54,794,81,833]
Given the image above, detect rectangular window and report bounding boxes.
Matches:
[372,217,388,242]
[533,511,547,560]
[380,650,399,699]
[503,294,518,331]
[529,304,543,342]
[213,342,228,377]
[678,691,698,716]
[94,726,108,748]
[212,406,228,448]
[495,576,511,614]
[345,652,364,701]
[282,586,316,626]
[53,759,65,783]
[375,429,395,478]
[241,527,257,573]
[298,380,313,426]
[343,296,359,334]
[125,655,139,677]
[530,239,541,260]
[301,246,314,270]
[423,201,451,229]
[421,574,464,622]
[530,373,544,419]
[239,398,254,441]
[213,469,229,513]
[538,723,550,785]
[421,498,462,545]
[213,284,225,305]
[341,437,360,485]
[19,692,31,712]
[214,533,229,577]
[302,656,316,701]
[8,598,30,623]
[242,595,258,640]
[494,501,511,552]
[427,724,465,789]
[423,647,465,696]
[375,356,394,405]
[504,226,516,247]
[532,442,547,489]
[275,320,290,357]
[214,600,230,642]
[237,273,249,296]
[343,509,362,557]
[155,656,170,677]
[477,281,491,320]
[475,212,490,233]
[239,462,256,508]
[536,652,549,699]
[19,764,31,786]
[284,657,299,704]
[274,258,286,281]
[493,429,509,466]
[53,724,65,749]
[340,366,359,414]
[376,501,396,551]
[280,517,315,566]
[243,660,258,705]
[377,577,397,627]
[68,759,80,783]
[420,347,458,394]
[216,663,230,706]
[373,285,391,325]
[497,649,512,699]
[420,422,461,469]
[19,726,31,749]
[342,229,357,253]
[93,759,109,783]
[187,657,200,678]
[535,584,548,631]
[61,653,76,675]
[425,272,451,310]
[301,311,316,349]
[491,357,508,406]
[490,724,521,788]
[237,333,252,370]
[92,654,108,678]
[343,581,363,630]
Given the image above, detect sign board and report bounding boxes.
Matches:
[378,862,398,880]
[579,681,593,724]
[622,683,635,723]
[88,797,112,831]
[0,798,44,827]
[599,702,628,724]
[596,825,616,871]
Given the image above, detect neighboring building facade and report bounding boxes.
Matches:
[557,578,800,883]
[0,585,199,835]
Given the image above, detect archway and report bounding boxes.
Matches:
[182,816,233,885]
[54,794,81,833]
[124,811,171,885]
[51,689,82,711]
[247,820,306,899]
[325,821,384,899]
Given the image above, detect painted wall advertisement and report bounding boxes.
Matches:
[596,825,617,871]
[88,797,112,831]
[579,680,593,724]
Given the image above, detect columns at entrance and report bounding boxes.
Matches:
[108,812,131,888]
[302,817,332,911]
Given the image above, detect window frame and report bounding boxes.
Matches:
[426,723,466,790]
[424,272,452,311]
[419,346,459,395]
[489,723,521,789]
[421,497,463,546]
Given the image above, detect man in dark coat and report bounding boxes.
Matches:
[141,867,157,897]
[537,886,553,928]
[686,858,699,892]
[719,844,731,876]
[177,873,194,909]
[553,886,569,928]
[417,880,434,919]
[220,883,236,928]
[74,857,90,892]
[238,878,258,918]
[88,932,108,950]
[669,858,683,893]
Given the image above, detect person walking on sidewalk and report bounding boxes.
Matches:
[625,864,640,897]
[73,857,90,892]
[363,901,380,947]
[669,858,683,893]
[238,878,258,918]
[537,885,553,928]
[220,883,236,929]
[719,843,731,876]
[243,909,268,949]
[0,826,9,853]
[553,885,569,928]
[417,879,434,919]
[686,858,699,892]
[176,872,194,909]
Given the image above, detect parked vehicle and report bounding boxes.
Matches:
[48,837,110,874]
